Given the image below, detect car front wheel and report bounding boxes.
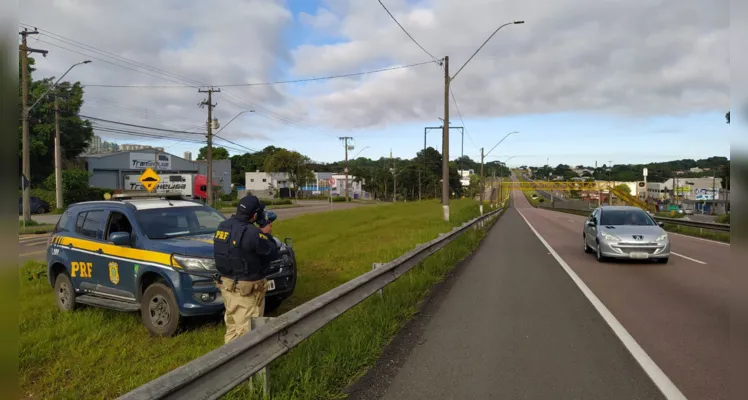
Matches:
[595,241,607,263]
[583,235,593,253]
[141,283,182,337]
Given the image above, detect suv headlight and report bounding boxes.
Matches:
[656,234,668,242]
[172,254,216,272]
[601,232,620,242]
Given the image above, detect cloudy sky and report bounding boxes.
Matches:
[19,0,730,168]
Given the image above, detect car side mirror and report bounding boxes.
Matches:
[587,220,596,227]
[658,222,665,227]
[109,232,131,246]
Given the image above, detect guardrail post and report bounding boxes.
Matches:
[249,316,274,397]
[373,263,385,297]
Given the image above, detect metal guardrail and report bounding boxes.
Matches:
[118,206,506,400]
[653,216,730,232]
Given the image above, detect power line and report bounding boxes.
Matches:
[376,0,440,63]
[81,60,437,88]
[79,114,204,135]
[449,88,479,150]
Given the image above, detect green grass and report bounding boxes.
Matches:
[20,199,492,399]
[19,219,56,235]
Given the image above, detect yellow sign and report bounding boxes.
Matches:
[109,261,120,285]
[139,167,161,192]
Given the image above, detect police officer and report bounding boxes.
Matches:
[213,195,279,344]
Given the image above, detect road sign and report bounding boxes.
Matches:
[328,177,336,186]
[139,167,161,192]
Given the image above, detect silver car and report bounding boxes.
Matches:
[583,205,670,264]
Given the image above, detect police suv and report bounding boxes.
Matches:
[46,193,297,337]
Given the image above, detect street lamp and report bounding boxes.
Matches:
[353,146,370,159]
[28,60,91,112]
[440,20,524,221]
[214,109,254,135]
[22,59,91,224]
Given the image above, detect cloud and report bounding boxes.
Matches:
[298,0,729,128]
[20,0,729,148]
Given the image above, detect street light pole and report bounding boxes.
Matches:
[440,20,525,221]
[24,59,91,218]
[480,132,519,214]
[214,109,254,135]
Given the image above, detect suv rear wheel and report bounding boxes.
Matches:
[141,283,182,337]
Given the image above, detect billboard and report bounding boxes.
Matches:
[129,152,171,170]
[695,188,718,201]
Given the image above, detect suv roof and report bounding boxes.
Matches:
[66,198,204,211]
[598,205,645,211]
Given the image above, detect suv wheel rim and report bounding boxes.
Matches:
[149,295,170,327]
[58,281,71,307]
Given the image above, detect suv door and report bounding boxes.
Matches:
[71,209,109,291]
[585,209,599,247]
[97,210,138,302]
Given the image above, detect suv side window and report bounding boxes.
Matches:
[76,210,107,240]
[54,210,71,233]
[105,211,134,240]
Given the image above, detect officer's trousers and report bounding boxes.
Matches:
[217,277,268,344]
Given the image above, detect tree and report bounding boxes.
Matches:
[19,57,94,185]
[197,146,229,161]
[719,163,730,190]
[263,149,314,197]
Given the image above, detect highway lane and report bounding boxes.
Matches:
[513,190,728,400]
[357,198,665,400]
[18,202,371,264]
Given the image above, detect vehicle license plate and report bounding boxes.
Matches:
[630,252,649,259]
[267,280,276,291]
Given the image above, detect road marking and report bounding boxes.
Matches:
[19,249,46,258]
[516,209,688,400]
[670,252,707,265]
[668,232,730,246]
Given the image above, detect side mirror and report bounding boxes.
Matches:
[587,220,596,227]
[109,231,131,246]
[658,222,665,227]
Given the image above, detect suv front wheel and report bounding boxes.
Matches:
[54,273,78,312]
[141,283,182,337]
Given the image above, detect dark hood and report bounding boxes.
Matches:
[148,233,216,258]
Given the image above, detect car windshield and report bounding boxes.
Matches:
[600,210,656,226]
[134,206,227,239]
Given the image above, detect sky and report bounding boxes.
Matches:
[17,0,731,169]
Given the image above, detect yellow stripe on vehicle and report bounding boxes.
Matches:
[55,236,179,268]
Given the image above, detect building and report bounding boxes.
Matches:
[244,170,368,198]
[120,143,165,152]
[80,149,231,194]
[84,135,120,154]
[457,169,474,187]
[183,151,192,161]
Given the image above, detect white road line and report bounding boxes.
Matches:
[670,252,707,265]
[516,209,688,400]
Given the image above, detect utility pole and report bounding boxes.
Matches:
[391,149,396,202]
[441,56,450,221]
[339,137,353,202]
[19,28,47,223]
[54,96,63,208]
[199,87,220,207]
[479,147,485,214]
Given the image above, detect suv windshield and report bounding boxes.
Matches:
[600,209,656,226]
[134,206,227,239]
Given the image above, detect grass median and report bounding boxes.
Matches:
[20,198,490,399]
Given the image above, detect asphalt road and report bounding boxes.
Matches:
[350,190,728,400]
[18,201,370,264]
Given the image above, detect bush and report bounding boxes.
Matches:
[716,213,730,224]
[332,196,346,203]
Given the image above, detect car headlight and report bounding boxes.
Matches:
[172,254,216,272]
[601,232,620,242]
[656,234,668,242]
